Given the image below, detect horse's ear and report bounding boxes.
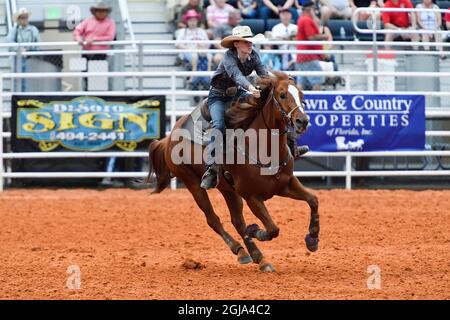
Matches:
[256,75,275,91]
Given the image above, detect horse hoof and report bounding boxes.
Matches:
[245,224,260,238]
[305,234,319,252]
[238,254,253,265]
[237,248,253,264]
[259,263,276,273]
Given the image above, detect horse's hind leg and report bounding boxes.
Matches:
[221,191,275,272]
[279,177,320,252]
[180,168,246,262]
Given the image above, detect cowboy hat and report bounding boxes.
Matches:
[13,8,31,22]
[182,9,202,24]
[90,1,112,15]
[221,26,265,49]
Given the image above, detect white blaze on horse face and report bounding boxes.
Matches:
[288,84,304,114]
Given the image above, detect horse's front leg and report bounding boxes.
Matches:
[279,176,320,252]
[245,197,280,242]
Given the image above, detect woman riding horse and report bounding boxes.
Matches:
[201,25,309,190]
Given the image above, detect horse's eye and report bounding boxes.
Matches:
[280,93,286,99]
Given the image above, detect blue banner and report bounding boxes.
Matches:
[298,94,426,152]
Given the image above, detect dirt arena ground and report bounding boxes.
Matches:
[0,188,449,300]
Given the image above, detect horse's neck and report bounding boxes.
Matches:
[249,96,288,159]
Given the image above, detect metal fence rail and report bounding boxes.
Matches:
[1,70,450,191]
[2,6,450,189]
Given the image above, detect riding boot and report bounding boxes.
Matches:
[200,164,219,190]
[201,137,220,190]
[287,131,309,160]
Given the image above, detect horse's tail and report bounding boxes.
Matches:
[146,138,171,194]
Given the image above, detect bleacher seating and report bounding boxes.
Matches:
[437,1,450,9]
[355,21,385,41]
[266,19,281,32]
[240,19,265,35]
[327,20,355,41]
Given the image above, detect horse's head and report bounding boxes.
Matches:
[257,72,309,134]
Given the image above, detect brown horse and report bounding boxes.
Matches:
[147,71,320,272]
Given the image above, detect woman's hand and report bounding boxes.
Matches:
[249,85,261,98]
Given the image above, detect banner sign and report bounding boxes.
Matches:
[11,95,165,152]
[298,94,425,152]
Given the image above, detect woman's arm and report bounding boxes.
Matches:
[73,19,87,43]
[263,0,279,13]
[282,0,295,10]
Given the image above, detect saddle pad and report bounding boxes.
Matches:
[180,104,213,146]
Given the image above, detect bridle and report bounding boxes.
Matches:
[260,87,306,136]
[233,85,304,175]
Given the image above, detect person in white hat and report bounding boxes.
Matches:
[200,25,268,189]
[7,8,40,49]
[201,25,310,189]
[7,7,41,91]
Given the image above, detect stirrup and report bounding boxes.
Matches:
[294,145,309,160]
[200,166,219,190]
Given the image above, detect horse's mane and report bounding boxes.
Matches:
[225,72,289,130]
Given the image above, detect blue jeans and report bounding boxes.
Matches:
[205,89,249,165]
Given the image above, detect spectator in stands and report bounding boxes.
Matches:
[213,9,242,39]
[350,0,381,22]
[74,2,116,53]
[382,0,419,48]
[416,0,443,54]
[176,10,211,90]
[271,8,298,70]
[446,9,450,33]
[261,32,283,70]
[294,0,321,17]
[296,0,328,90]
[73,2,116,90]
[7,7,40,91]
[8,8,40,50]
[238,0,258,18]
[319,0,353,24]
[176,0,207,28]
[212,9,242,65]
[207,0,235,29]
[259,0,299,23]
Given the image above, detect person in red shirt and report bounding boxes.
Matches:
[445,8,450,32]
[382,0,419,46]
[295,1,328,90]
